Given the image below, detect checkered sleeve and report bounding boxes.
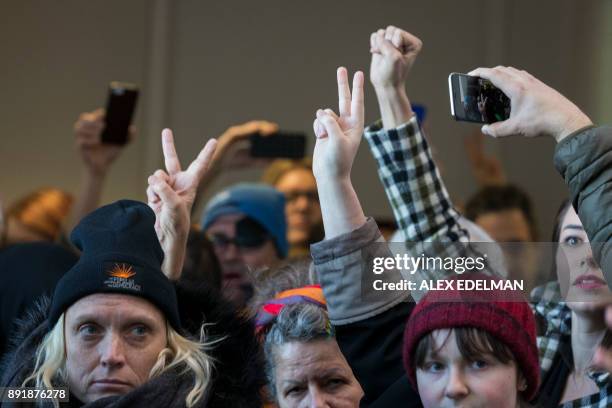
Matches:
[364,116,466,244]
[531,282,612,407]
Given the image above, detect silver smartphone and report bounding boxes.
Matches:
[448,73,510,124]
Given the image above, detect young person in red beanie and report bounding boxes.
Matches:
[402,274,540,408]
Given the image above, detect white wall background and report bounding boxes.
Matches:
[0,0,607,237]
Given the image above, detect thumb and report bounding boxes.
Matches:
[313,118,328,139]
[316,110,344,140]
[150,178,181,210]
[378,37,400,58]
[481,119,517,138]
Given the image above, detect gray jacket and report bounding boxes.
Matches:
[554,126,612,285]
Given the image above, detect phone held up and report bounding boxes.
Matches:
[249,131,306,159]
[448,73,510,124]
[101,81,139,145]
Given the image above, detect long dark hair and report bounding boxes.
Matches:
[549,200,572,280]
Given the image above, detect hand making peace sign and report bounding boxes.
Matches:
[146,129,217,280]
[312,67,365,182]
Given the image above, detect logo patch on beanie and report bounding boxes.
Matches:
[104,262,142,292]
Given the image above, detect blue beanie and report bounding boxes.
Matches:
[48,200,180,330]
[201,183,288,258]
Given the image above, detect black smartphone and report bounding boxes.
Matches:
[249,131,306,159]
[448,73,510,124]
[101,81,139,144]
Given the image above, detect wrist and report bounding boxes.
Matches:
[314,173,351,190]
[315,176,366,239]
[373,84,406,97]
[374,86,414,129]
[84,164,108,179]
[555,113,594,143]
[161,232,188,281]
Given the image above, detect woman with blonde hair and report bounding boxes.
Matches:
[0,200,264,407]
[1,129,264,407]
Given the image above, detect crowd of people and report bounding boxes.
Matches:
[0,25,611,408]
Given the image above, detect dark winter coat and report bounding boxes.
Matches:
[554,125,612,286]
[0,282,265,408]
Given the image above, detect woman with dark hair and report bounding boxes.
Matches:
[531,201,612,406]
[403,275,539,408]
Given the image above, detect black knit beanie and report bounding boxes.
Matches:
[48,200,180,330]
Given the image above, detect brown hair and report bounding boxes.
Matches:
[413,326,515,369]
[7,188,73,241]
[413,327,533,406]
[261,158,313,186]
[465,184,538,240]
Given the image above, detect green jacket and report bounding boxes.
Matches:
[554,125,612,286]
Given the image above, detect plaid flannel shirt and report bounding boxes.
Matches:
[531,281,611,407]
[364,116,465,244]
[364,116,504,288]
[364,116,612,405]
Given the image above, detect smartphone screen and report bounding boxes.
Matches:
[448,73,510,124]
[249,131,306,159]
[101,82,139,145]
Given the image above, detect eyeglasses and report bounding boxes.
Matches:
[207,231,271,251]
[284,191,319,203]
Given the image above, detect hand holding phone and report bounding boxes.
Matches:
[101,81,139,144]
[449,73,510,124]
[466,66,592,141]
[74,107,134,175]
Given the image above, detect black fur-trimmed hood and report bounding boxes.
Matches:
[0,282,265,407]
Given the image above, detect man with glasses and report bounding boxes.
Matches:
[201,183,288,306]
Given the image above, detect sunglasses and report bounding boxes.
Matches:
[284,191,319,203]
[207,233,268,250]
[207,217,271,250]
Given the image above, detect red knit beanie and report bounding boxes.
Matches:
[402,273,539,401]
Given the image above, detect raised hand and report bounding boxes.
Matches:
[369,26,422,128]
[68,108,135,231]
[312,67,367,239]
[468,66,593,142]
[312,67,364,181]
[147,129,217,280]
[369,25,423,92]
[213,120,278,170]
[74,108,134,176]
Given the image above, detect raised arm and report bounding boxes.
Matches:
[369,26,420,129]
[191,120,278,215]
[468,66,612,284]
[68,108,133,231]
[310,67,415,406]
[312,67,366,238]
[366,27,467,244]
[146,129,217,280]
